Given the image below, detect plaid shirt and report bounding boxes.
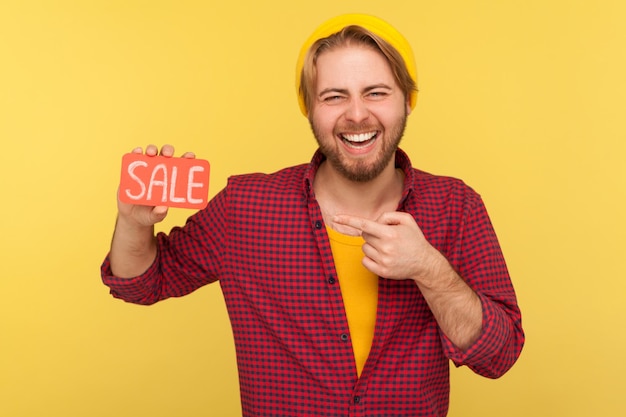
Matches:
[102,148,524,417]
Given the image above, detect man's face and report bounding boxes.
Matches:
[309,44,411,183]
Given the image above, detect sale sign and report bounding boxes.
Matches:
[119,153,210,209]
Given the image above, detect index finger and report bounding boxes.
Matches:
[332,214,385,237]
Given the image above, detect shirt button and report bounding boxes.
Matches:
[354,396,361,404]
[327,276,335,284]
[314,220,323,229]
[340,333,349,342]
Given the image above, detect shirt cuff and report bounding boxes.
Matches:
[100,254,161,305]
[440,292,511,370]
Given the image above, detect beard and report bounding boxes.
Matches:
[310,112,408,183]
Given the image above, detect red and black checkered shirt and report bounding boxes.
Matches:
[102,148,524,417]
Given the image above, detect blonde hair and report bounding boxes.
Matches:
[298,25,417,116]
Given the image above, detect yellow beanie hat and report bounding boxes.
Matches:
[295,13,418,116]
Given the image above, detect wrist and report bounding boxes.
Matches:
[411,248,456,291]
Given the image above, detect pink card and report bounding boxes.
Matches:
[119,153,210,209]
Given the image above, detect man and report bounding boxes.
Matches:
[102,13,524,417]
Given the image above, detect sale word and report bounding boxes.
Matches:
[119,153,210,209]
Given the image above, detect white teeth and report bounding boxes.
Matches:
[342,132,376,143]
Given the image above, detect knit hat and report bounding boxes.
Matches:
[295,13,418,116]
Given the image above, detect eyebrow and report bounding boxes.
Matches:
[318,83,393,97]
[363,83,393,93]
[318,87,349,97]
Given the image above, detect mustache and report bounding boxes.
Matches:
[334,122,381,133]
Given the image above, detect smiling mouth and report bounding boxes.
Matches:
[340,131,378,148]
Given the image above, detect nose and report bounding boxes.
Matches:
[344,97,370,123]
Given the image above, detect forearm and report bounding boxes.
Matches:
[109,214,158,278]
[414,251,483,351]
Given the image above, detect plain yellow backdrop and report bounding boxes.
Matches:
[1,1,625,416]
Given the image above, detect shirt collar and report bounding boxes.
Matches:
[303,148,416,205]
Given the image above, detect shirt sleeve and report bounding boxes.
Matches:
[438,186,524,378]
[100,187,230,305]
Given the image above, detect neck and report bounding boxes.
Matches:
[313,155,405,231]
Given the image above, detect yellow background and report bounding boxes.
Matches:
[1,0,625,416]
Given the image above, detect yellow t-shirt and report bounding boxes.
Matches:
[326,227,379,377]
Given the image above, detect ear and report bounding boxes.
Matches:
[405,99,412,115]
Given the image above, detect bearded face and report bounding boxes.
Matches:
[308,45,411,183]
